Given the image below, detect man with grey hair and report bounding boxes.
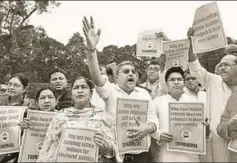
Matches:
[187,27,237,162]
[82,16,159,163]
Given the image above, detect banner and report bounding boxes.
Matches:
[228,139,237,152]
[0,106,25,154]
[168,102,206,154]
[54,127,98,162]
[137,30,162,57]
[192,2,227,53]
[163,39,189,71]
[18,110,56,162]
[116,98,149,154]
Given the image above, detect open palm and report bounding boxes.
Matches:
[82,16,101,50]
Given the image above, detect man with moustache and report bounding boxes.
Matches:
[187,27,237,162]
[82,16,159,163]
[48,68,73,110]
[217,56,237,162]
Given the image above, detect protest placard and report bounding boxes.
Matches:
[137,30,162,57]
[116,98,149,155]
[0,106,26,154]
[54,127,98,162]
[228,139,237,152]
[192,2,227,53]
[168,102,206,155]
[18,110,56,162]
[163,39,189,71]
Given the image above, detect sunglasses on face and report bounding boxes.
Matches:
[185,77,197,81]
[120,68,136,74]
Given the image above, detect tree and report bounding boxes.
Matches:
[0,1,60,82]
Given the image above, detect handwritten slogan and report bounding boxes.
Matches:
[192,2,227,53]
[163,39,190,71]
[55,127,98,162]
[116,98,149,154]
[18,110,56,162]
[168,103,206,154]
[0,106,25,154]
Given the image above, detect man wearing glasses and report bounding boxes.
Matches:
[141,60,167,99]
[188,27,237,162]
[82,16,159,163]
[184,70,206,105]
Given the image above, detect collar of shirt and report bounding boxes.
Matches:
[114,84,140,95]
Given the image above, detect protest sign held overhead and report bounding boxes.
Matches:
[137,30,162,58]
[18,110,56,162]
[192,2,227,53]
[116,98,149,155]
[0,106,25,155]
[163,39,189,71]
[168,102,206,155]
[54,127,98,162]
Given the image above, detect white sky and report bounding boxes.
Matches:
[30,1,237,51]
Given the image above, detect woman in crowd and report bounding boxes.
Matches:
[20,87,57,129]
[0,73,33,163]
[37,76,116,162]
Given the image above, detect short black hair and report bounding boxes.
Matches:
[148,59,160,67]
[165,67,184,82]
[48,68,67,82]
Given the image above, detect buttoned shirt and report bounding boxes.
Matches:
[95,81,160,161]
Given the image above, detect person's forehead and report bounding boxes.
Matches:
[40,89,54,96]
[9,77,21,84]
[120,64,135,69]
[51,72,66,78]
[168,72,182,78]
[73,79,88,86]
[221,55,237,63]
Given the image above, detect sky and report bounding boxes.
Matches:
[29,1,237,51]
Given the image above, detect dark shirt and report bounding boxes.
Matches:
[55,88,73,110]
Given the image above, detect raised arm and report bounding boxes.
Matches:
[187,27,220,90]
[187,27,198,62]
[83,16,105,87]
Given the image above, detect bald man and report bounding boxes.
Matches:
[188,27,237,162]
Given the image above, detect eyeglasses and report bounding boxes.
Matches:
[7,82,23,88]
[185,77,197,81]
[119,68,136,74]
[167,78,184,82]
[148,67,160,72]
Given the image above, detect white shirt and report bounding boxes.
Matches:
[91,88,105,110]
[189,59,232,162]
[153,93,200,162]
[95,81,160,161]
[184,87,207,114]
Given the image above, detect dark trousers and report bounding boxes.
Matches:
[123,152,152,163]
